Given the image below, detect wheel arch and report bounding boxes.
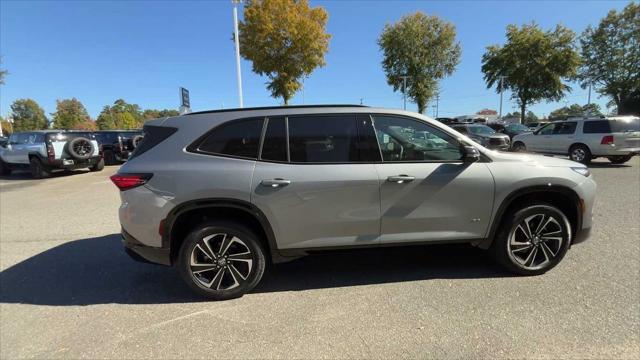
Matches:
[478,185,583,249]
[568,142,591,154]
[163,198,283,265]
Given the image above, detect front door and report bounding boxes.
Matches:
[372,115,495,243]
[251,114,382,250]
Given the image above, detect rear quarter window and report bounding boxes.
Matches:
[195,118,264,159]
[583,121,611,134]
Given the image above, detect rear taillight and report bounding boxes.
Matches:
[601,135,614,145]
[110,173,153,191]
[46,143,55,163]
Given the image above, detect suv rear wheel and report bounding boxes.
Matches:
[90,158,105,172]
[607,155,633,164]
[177,221,267,300]
[490,203,571,275]
[29,158,50,179]
[569,144,592,164]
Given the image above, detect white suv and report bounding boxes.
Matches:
[512,116,640,164]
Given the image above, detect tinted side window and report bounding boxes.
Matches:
[260,117,287,162]
[356,114,382,162]
[197,118,264,159]
[373,116,463,162]
[553,122,577,135]
[452,126,468,134]
[538,123,556,135]
[583,121,612,134]
[288,115,359,163]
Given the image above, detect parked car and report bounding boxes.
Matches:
[94,130,143,165]
[0,131,103,178]
[488,122,532,139]
[435,117,456,125]
[526,122,549,131]
[0,137,7,147]
[450,123,511,150]
[111,105,595,300]
[511,116,640,164]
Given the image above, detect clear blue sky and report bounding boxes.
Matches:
[0,0,630,120]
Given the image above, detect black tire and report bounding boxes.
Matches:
[490,203,572,276]
[569,144,592,164]
[512,142,526,152]
[29,157,50,179]
[67,137,95,160]
[177,221,267,300]
[607,155,633,164]
[0,158,11,176]
[131,135,144,148]
[90,158,105,172]
[103,150,117,165]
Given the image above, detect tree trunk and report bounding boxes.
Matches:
[416,99,426,114]
[520,102,526,124]
[283,96,289,106]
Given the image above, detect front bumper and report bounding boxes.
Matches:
[122,228,171,266]
[572,226,592,245]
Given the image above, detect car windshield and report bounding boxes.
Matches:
[506,123,530,132]
[468,125,496,135]
[611,118,640,132]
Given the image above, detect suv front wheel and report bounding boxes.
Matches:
[29,158,50,179]
[177,221,267,300]
[491,204,571,275]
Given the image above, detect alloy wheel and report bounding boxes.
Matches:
[507,213,565,270]
[571,148,585,162]
[189,233,253,291]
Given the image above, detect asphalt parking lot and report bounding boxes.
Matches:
[1,158,639,359]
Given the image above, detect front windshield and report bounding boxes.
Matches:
[468,125,496,135]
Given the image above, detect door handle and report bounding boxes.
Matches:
[261,178,291,187]
[387,175,415,183]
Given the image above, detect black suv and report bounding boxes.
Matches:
[94,130,143,165]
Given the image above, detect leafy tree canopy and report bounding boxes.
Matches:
[239,0,330,105]
[482,23,580,123]
[379,12,461,113]
[51,98,95,130]
[143,109,180,120]
[96,99,143,130]
[578,2,639,115]
[10,99,48,131]
[549,103,603,119]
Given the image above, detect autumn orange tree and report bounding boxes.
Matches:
[239,0,330,105]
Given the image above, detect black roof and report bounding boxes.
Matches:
[186,104,368,116]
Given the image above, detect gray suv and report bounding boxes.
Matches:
[112,105,596,300]
[0,131,103,178]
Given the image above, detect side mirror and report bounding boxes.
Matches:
[463,145,480,163]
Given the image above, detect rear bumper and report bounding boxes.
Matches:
[122,228,171,266]
[48,156,102,170]
[592,146,640,157]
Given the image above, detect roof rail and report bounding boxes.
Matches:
[185,104,368,116]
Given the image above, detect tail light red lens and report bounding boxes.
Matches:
[110,173,153,191]
[601,135,614,145]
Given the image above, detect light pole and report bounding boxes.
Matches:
[401,75,408,110]
[232,0,244,108]
[498,76,505,120]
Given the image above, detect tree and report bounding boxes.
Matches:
[96,99,143,130]
[578,2,639,115]
[525,111,539,123]
[379,12,461,113]
[51,98,95,130]
[549,103,603,119]
[482,23,580,123]
[143,109,180,120]
[10,99,48,131]
[0,115,11,135]
[239,0,330,104]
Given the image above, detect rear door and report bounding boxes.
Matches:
[251,114,382,250]
[548,121,577,154]
[372,115,494,243]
